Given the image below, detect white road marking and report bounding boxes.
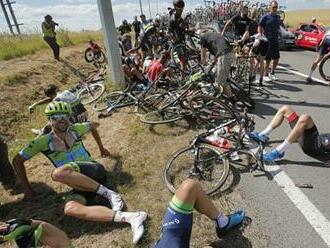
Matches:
[278,66,329,86]
[266,163,330,246]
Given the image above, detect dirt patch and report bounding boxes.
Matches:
[0,46,269,247]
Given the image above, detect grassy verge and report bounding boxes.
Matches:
[285,8,330,27]
[0,30,103,61]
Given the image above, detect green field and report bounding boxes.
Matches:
[285,8,330,27]
[0,30,103,61]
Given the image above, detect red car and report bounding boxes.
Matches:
[293,23,327,49]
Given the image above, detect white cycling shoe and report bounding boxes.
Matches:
[130,211,148,244]
[109,193,124,211]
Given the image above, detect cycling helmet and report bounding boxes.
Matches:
[44,84,59,97]
[124,56,134,65]
[45,101,71,116]
[320,135,330,151]
[144,24,156,36]
[173,0,185,8]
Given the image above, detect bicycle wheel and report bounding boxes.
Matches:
[92,91,129,112]
[164,144,230,195]
[77,83,105,105]
[95,50,106,64]
[84,48,94,63]
[135,93,168,115]
[319,53,330,81]
[189,95,236,128]
[140,106,189,125]
[229,80,255,109]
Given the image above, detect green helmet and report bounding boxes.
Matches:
[45,101,72,116]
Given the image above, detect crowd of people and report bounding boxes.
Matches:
[1,0,330,247]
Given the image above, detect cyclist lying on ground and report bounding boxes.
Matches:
[29,84,88,123]
[307,29,330,83]
[0,219,73,248]
[13,102,147,244]
[151,179,245,247]
[249,105,330,163]
[145,51,173,83]
[199,30,235,102]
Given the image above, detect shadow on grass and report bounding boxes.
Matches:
[60,59,87,80]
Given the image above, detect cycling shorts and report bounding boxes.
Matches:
[251,40,269,57]
[319,38,330,55]
[62,161,107,205]
[152,196,193,248]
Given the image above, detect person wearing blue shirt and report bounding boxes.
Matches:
[258,1,280,82]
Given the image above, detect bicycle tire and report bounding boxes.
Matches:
[229,80,255,109]
[164,144,230,195]
[77,83,105,105]
[92,91,128,112]
[319,53,330,81]
[135,93,168,115]
[84,48,94,63]
[95,50,106,64]
[189,95,236,128]
[140,107,189,125]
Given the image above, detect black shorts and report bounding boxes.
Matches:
[64,161,107,205]
[173,44,187,61]
[289,120,325,160]
[251,40,269,57]
[319,38,330,56]
[71,103,88,123]
[265,40,280,60]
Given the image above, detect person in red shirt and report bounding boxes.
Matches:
[146,51,173,83]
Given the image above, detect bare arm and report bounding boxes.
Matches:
[258,25,264,34]
[90,122,110,157]
[221,19,232,35]
[29,97,52,112]
[241,30,250,42]
[12,154,34,198]
[200,47,207,65]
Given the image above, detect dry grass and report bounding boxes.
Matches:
[0,30,103,61]
[0,45,268,247]
[285,8,330,27]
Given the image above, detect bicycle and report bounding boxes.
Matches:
[163,108,264,195]
[84,41,106,64]
[76,77,106,105]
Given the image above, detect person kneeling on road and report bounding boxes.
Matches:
[13,102,147,244]
[151,179,245,248]
[0,218,73,248]
[248,105,330,163]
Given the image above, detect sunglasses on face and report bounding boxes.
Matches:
[49,114,69,121]
[272,6,278,9]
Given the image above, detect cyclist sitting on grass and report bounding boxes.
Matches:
[13,102,147,244]
[0,219,73,248]
[248,105,330,163]
[152,179,245,247]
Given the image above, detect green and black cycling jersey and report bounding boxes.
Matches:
[19,123,93,167]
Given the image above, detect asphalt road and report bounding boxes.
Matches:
[237,48,330,248]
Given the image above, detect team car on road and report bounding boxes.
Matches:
[293,23,327,49]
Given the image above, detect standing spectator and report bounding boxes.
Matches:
[307,30,330,83]
[42,15,60,60]
[132,16,141,46]
[222,5,251,42]
[258,1,281,82]
[311,17,317,24]
[139,14,149,35]
[249,7,259,36]
[118,20,132,36]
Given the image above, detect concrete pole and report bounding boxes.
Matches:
[139,0,143,15]
[148,0,152,19]
[97,0,125,85]
[0,0,14,34]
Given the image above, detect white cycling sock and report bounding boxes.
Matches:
[96,184,118,200]
[114,211,137,224]
[308,70,313,78]
[276,139,291,154]
[215,214,229,228]
[260,125,273,136]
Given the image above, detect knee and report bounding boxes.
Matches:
[51,167,71,182]
[298,114,312,125]
[179,178,200,193]
[64,201,81,217]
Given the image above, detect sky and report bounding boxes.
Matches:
[0,0,330,33]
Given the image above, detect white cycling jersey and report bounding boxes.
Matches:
[54,90,78,104]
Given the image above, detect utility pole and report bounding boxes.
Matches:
[139,0,143,15]
[148,0,152,19]
[97,0,125,85]
[0,0,22,34]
